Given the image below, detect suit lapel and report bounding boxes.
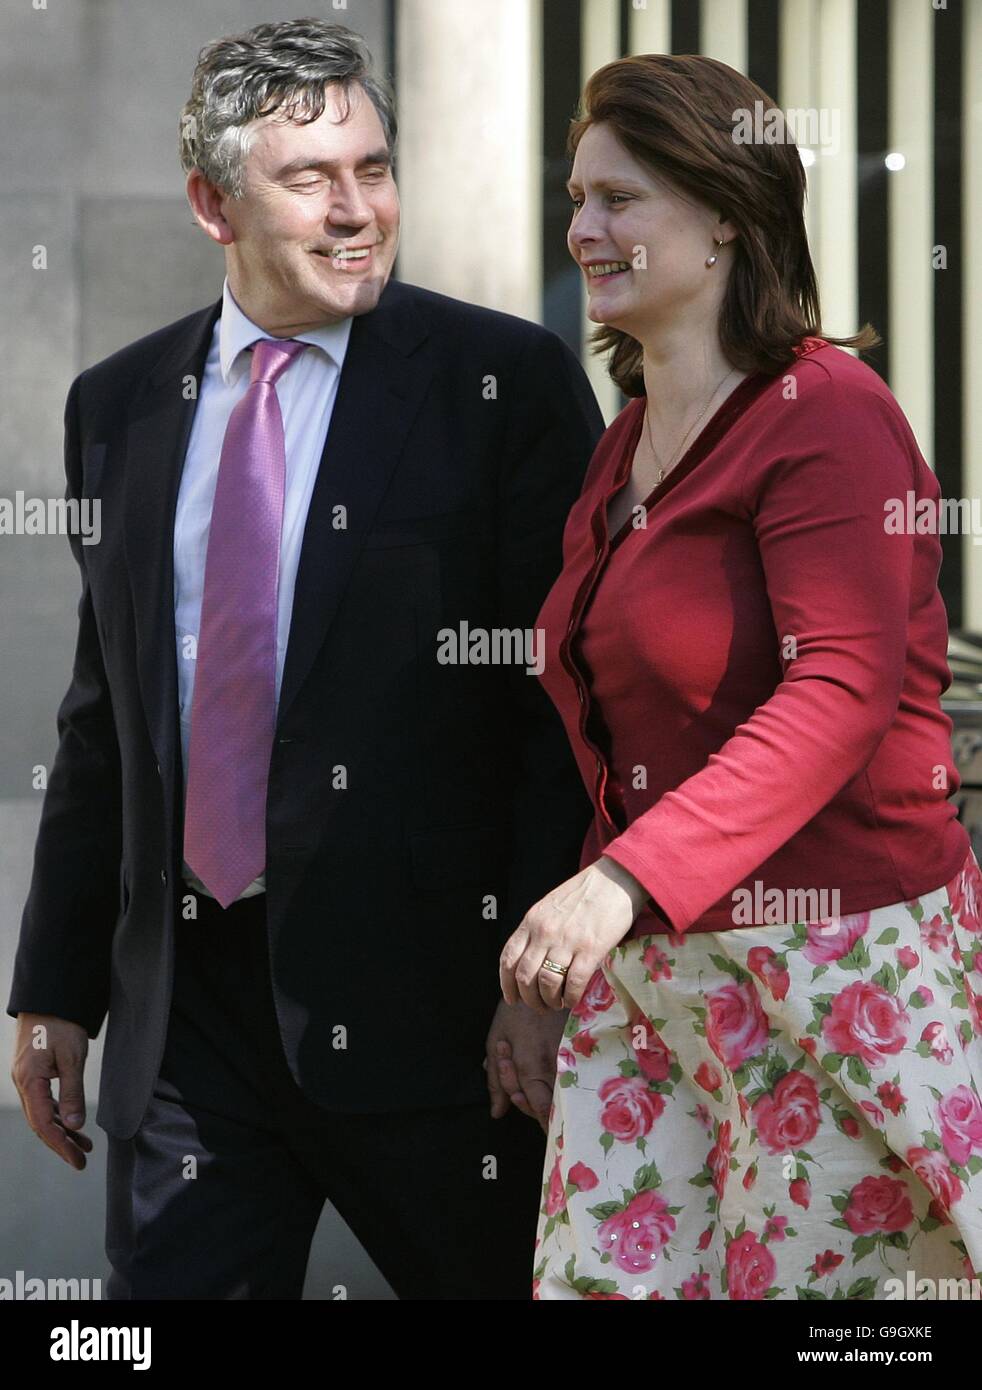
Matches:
[124,299,220,782]
[274,280,432,731]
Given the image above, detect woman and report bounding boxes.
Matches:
[500,53,982,1301]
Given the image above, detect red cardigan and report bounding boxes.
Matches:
[536,338,971,937]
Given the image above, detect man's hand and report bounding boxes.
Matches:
[10,1013,93,1170]
[484,997,567,1133]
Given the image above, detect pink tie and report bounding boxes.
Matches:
[183,337,308,907]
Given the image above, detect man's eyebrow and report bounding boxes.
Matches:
[273,149,392,179]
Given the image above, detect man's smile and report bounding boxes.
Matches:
[310,243,379,271]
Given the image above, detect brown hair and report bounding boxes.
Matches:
[569,53,880,395]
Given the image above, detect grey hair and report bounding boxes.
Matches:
[179,18,398,198]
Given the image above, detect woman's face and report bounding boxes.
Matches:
[567,121,727,338]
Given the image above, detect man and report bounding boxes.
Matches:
[7,19,601,1299]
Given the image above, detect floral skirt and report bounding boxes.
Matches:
[534,847,982,1300]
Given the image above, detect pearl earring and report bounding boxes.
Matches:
[705,237,724,268]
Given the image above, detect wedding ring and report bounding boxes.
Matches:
[541,958,569,977]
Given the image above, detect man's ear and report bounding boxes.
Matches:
[186,169,236,247]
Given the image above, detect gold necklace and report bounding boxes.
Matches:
[645,365,741,484]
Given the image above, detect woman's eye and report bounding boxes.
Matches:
[569,194,628,210]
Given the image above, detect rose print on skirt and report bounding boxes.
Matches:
[533,846,982,1299]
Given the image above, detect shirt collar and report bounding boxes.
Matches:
[219,276,354,385]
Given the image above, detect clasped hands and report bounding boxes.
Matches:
[485,857,648,1132]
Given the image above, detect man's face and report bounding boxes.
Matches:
[219,81,400,332]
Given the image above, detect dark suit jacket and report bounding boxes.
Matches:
[7,277,603,1139]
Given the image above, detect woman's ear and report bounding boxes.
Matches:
[714,210,740,247]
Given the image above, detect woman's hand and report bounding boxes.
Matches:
[499,857,650,1013]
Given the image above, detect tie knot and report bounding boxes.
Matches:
[248,337,308,386]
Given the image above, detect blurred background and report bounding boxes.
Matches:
[1,0,980,1298]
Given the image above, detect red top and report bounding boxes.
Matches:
[536,338,970,937]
